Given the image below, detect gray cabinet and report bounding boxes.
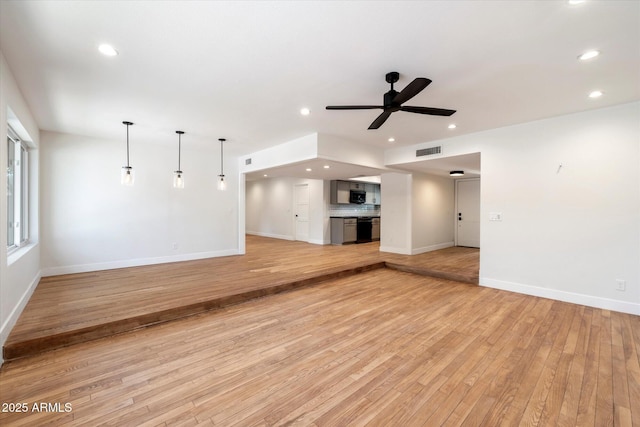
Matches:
[330,181,351,204]
[372,217,380,240]
[330,180,381,205]
[330,217,357,244]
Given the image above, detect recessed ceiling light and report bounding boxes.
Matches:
[300,108,310,116]
[263,174,268,177]
[98,43,118,56]
[578,50,600,61]
[589,90,603,98]
[388,137,395,143]
[306,168,312,172]
[450,170,465,177]
[568,0,585,5]
[448,124,457,129]
[323,165,330,169]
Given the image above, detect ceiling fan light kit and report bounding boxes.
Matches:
[326,71,456,129]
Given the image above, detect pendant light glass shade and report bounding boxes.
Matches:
[217,175,226,191]
[121,166,135,186]
[173,131,185,189]
[173,171,184,189]
[217,138,226,191]
[121,121,134,186]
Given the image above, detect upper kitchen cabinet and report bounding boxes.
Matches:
[365,184,381,205]
[330,180,381,205]
[330,180,351,204]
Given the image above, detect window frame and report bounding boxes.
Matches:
[7,125,29,253]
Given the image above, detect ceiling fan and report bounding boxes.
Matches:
[326,71,456,129]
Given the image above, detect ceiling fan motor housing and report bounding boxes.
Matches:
[384,90,400,111]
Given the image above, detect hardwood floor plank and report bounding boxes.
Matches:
[595,310,614,427]
[575,308,601,426]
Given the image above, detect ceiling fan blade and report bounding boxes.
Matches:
[368,110,393,129]
[401,106,456,116]
[392,78,431,105]
[326,105,383,110]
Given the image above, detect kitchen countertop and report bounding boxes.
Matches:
[330,216,380,219]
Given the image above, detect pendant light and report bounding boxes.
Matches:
[217,138,226,191]
[173,130,185,189]
[121,121,134,186]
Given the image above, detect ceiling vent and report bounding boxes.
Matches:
[416,146,442,157]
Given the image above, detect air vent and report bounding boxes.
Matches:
[416,146,442,157]
[245,158,252,165]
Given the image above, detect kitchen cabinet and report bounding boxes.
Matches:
[330,217,357,244]
[372,217,380,240]
[330,180,381,206]
[364,184,381,205]
[330,180,350,204]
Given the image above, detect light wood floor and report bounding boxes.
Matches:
[4,236,479,360]
[1,268,638,426]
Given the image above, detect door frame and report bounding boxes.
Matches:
[454,177,480,247]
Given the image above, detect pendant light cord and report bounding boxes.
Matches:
[126,123,130,167]
[123,121,134,168]
[219,138,225,177]
[178,133,182,171]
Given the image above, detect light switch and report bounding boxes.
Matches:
[489,212,502,221]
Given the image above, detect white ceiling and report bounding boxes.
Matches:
[1,1,638,179]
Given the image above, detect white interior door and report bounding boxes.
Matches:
[294,184,309,242]
[456,179,480,248]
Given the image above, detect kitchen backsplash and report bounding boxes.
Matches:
[328,204,380,217]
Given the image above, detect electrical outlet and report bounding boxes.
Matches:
[615,279,626,292]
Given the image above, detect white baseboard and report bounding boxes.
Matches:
[247,231,328,245]
[246,231,294,241]
[40,249,240,277]
[379,246,412,255]
[481,277,640,316]
[411,241,455,255]
[0,270,41,365]
[380,241,455,256]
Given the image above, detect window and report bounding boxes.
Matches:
[7,125,28,251]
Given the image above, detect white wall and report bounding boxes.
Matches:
[380,172,412,254]
[380,172,454,255]
[412,172,455,254]
[245,176,328,244]
[240,133,318,174]
[246,177,294,240]
[317,134,386,169]
[40,131,240,275]
[386,102,640,315]
[0,51,41,356]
